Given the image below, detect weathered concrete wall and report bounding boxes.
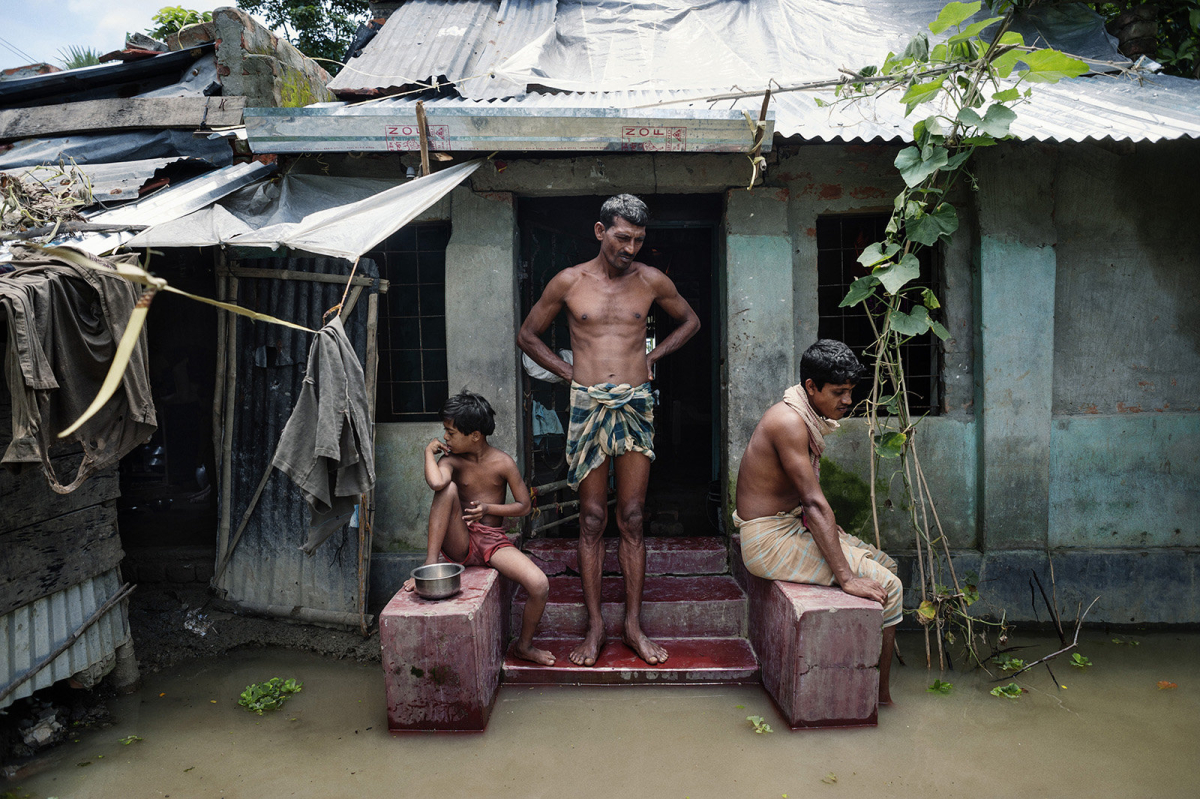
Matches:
[371,188,521,553]
[178,7,335,108]
[444,187,522,463]
[724,187,793,505]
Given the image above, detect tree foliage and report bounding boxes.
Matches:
[236,0,370,74]
[147,6,214,40]
[1089,0,1200,79]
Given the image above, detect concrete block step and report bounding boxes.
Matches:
[503,637,760,686]
[514,575,747,638]
[523,536,728,576]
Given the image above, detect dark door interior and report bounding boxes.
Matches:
[519,194,721,537]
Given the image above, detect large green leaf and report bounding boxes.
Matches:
[947,16,1004,44]
[992,87,1020,102]
[840,275,879,307]
[957,103,1016,138]
[895,145,949,187]
[1018,49,1089,83]
[875,431,908,458]
[929,1,981,34]
[875,253,922,295]
[890,305,934,336]
[857,241,901,267]
[908,202,959,246]
[901,77,947,112]
[992,49,1022,78]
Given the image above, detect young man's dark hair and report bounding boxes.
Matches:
[800,339,869,389]
[441,390,496,436]
[599,194,649,229]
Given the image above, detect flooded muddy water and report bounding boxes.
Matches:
[5,631,1198,798]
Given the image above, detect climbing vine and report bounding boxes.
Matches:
[821,0,1093,670]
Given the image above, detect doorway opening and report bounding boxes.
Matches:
[518,194,722,537]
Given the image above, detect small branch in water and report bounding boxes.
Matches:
[1002,596,1100,681]
[1031,569,1066,645]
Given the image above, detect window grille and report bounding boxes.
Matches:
[367,223,451,422]
[815,215,943,416]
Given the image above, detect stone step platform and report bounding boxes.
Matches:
[503,637,760,686]
[513,574,747,639]
[523,536,728,577]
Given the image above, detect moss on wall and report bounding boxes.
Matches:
[819,456,873,537]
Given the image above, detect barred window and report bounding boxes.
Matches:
[816,215,943,416]
[367,223,450,422]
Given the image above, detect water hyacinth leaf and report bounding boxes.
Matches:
[840,275,880,307]
[876,253,921,294]
[876,430,907,459]
[927,679,954,693]
[991,683,1023,699]
[909,203,959,246]
[929,1,981,34]
[1017,49,1089,83]
[895,145,949,187]
[947,16,1004,44]
[857,241,901,267]
[890,305,934,336]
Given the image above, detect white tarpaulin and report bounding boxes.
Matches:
[127,159,480,260]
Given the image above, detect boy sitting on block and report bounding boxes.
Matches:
[402,390,555,666]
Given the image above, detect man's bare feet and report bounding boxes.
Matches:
[569,625,605,666]
[513,641,556,666]
[623,622,668,665]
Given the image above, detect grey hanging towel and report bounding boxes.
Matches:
[271,315,375,554]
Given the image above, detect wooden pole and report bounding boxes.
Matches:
[214,274,239,593]
[359,290,380,635]
[416,101,431,177]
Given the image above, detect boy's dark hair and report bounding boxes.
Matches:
[441,390,496,436]
[800,339,869,390]
[599,194,649,229]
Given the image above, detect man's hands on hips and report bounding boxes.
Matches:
[841,575,887,606]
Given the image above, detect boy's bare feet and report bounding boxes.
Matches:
[569,624,605,666]
[513,641,556,666]
[623,620,668,665]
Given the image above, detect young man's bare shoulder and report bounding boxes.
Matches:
[482,446,518,474]
[761,402,809,446]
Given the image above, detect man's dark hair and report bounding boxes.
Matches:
[800,339,869,390]
[599,194,649,229]
[441,390,496,436]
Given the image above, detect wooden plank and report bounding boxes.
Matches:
[0,459,119,534]
[0,502,123,617]
[226,266,382,288]
[0,96,246,140]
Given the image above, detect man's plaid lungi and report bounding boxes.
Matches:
[565,381,655,490]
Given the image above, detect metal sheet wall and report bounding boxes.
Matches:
[0,568,130,711]
[214,256,377,627]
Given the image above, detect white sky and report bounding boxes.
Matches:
[0,1,273,70]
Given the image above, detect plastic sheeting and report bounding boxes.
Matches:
[491,0,1124,93]
[334,0,1126,99]
[127,159,481,260]
[0,129,233,170]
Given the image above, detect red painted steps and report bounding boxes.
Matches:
[503,637,760,686]
[523,536,728,577]
[513,574,748,639]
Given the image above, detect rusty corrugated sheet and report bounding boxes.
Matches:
[215,256,377,628]
[0,568,130,711]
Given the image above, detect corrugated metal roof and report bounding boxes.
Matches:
[267,72,1200,145]
[304,0,1200,144]
[0,568,130,711]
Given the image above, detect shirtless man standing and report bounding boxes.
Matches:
[517,194,700,667]
[734,339,903,703]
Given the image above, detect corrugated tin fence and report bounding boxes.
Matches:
[212,254,381,631]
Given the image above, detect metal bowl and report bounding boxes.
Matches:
[410,563,464,600]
